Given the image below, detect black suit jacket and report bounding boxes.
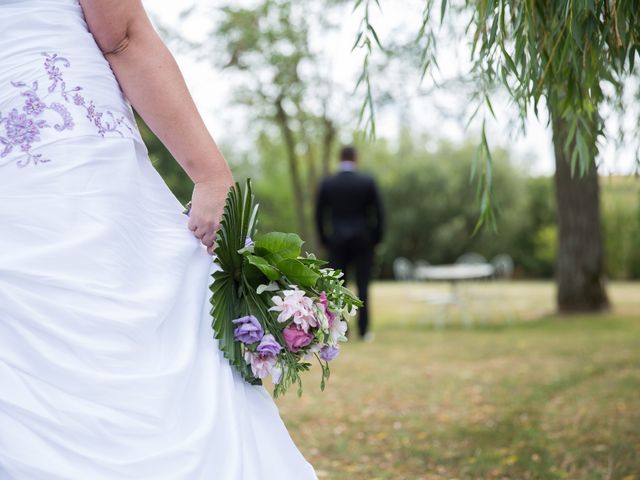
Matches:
[315,169,384,249]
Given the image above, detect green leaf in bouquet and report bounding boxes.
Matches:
[338,284,364,307]
[277,258,320,288]
[256,281,280,295]
[298,257,329,268]
[245,255,281,281]
[242,262,269,289]
[210,270,252,380]
[254,232,303,264]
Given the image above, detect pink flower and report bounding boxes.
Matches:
[282,324,314,352]
[270,287,319,332]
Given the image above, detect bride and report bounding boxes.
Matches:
[0,0,317,478]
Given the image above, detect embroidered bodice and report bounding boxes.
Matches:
[0,0,144,169]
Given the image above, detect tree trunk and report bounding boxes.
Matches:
[274,97,309,241]
[550,108,609,313]
[303,139,318,253]
[321,116,336,177]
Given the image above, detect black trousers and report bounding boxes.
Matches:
[328,239,373,337]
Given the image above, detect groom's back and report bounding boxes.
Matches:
[316,167,383,247]
[321,170,376,221]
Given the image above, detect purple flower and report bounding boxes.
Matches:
[319,345,340,362]
[256,334,282,357]
[244,235,254,248]
[232,315,264,344]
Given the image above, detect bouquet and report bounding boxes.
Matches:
[193,180,362,397]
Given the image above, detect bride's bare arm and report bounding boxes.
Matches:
[79,0,232,254]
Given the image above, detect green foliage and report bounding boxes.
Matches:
[353,0,382,139]
[135,114,192,204]
[418,0,640,172]
[136,115,193,204]
[601,176,640,279]
[533,225,558,270]
[254,232,304,263]
[372,137,546,276]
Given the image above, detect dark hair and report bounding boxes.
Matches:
[340,146,357,162]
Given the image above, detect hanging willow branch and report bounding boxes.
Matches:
[353,0,640,225]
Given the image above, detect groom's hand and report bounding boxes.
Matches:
[187,180,232,255]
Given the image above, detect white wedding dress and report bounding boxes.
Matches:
[0,1,317,478]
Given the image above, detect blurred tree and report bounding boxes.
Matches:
[358,0,640,312]
[601,176,640,279]
[212,0,344,247]
[631,189,640,279]
[354,132,535,276]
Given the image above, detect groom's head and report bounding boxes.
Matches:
[340,146,357,163]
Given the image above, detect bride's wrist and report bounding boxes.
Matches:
[193,174,233,190]
[188,157,233,187]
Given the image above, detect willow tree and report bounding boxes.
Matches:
[358,0,639,312]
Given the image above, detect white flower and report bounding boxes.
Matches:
[329,320,348,346]
[342,305,358,322]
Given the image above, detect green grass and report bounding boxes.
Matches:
[274,281,640,480]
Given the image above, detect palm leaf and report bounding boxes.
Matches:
[209,180,261,385]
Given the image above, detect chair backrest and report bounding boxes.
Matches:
[393,257,414,281]
[491,254,514,278]
[455,252,487,265]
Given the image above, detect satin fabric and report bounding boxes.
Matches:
[0,1,316,478]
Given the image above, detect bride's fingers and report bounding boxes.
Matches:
[201,232,216,248]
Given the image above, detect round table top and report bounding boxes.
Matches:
[414,263,495,281]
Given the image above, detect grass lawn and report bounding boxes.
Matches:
[274,281,640,480]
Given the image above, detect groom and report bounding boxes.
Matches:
[314,146,384,341]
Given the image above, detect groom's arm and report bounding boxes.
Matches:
[368,178,384,245]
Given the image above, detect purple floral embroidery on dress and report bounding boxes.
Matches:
[0,52,134,168]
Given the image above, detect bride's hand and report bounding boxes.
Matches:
[187,180,231,255]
